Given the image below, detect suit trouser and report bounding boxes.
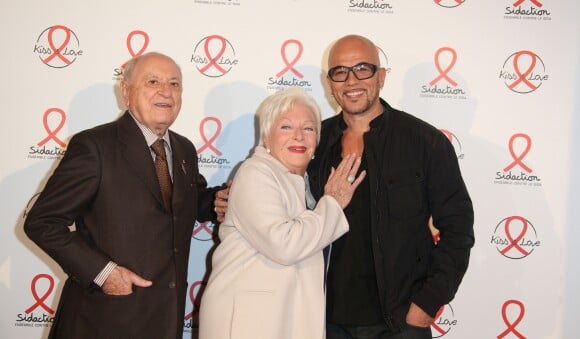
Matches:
[327,322,432,339]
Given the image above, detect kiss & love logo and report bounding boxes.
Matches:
[192,220,215,242]
[33,25,83,68]
[376,45,393,76]
[191,35,238,78]
[491,216,540,259]
[431,304,458,337]
[440,129,465,160]
[499,50,549,94]
[434,0,466,8]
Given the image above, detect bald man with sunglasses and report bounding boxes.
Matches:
[307,34,475,339]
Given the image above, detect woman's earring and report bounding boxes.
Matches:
[266,148,271,153]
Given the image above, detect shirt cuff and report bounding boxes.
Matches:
[93,261,118,287]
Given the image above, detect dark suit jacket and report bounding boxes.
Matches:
[24,111,217,339]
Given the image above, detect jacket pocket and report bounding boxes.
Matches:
[386,169,426,220]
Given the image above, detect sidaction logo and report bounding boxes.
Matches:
[497,299,527,338]
[494,133,542,186]
[113,30,150,80]
[491,216,540,259]
[33,25,83,68]
[347,0,394,14]
[191,35,238,78]
[183,280,203,331]
[28,108,67,161]
[14,274,56,328]
[499,50,548,94]
[196,117,232,170]
[267,39,312,91]
[504,0,551,21]
[420,47,467,100]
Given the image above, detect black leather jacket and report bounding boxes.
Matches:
[308,99,474,330]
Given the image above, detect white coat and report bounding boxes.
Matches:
[199,146,348,339]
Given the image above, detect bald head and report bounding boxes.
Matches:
[121,51,183,136]
[328,34,380,69]
[123,52,182,85]
[325,34,386,120]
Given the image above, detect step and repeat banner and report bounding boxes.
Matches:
[1,1,578,338]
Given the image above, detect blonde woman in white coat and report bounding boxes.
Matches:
[199,87,366,339]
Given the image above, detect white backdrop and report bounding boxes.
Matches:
[1,1,579,338]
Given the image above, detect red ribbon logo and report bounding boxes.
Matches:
[192,221,215,242]
[276,39,304,78]
[440,129,464,160]
[431,306,447,336]
[197,117,223,155]
[430,47,458,86]
[37,108,67,148]
[127,30,149,58]
[498,299,526,339]
[193,221,213,237]
[440,129,453,143]
[192,35,237,77]
[121,30,149,68]
[500,50,547,94]
[503,133,532,173]
[508,51,538,92]
[34,25,82,68]
[513,0,542,7]
[492,216,539,260]
[199,35,229,75]
[25,274,55,314]
[430,304,457,337]
[434,0,465,8]
[500,216,530,257]
[42,25,73,65]
[184,280,203,321]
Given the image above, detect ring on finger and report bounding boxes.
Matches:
[347,175,355,184]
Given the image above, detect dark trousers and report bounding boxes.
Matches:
[327,323,432,339]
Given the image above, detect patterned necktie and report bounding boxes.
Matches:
[151,139,173,212]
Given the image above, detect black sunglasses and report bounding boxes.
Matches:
[327,62,379,82]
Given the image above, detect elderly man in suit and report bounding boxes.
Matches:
[24,51,227,339]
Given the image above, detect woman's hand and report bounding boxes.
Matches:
[323,154,366,209]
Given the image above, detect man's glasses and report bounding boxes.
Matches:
[327,62,379,82]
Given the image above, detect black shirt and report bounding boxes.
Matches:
[325,145,383,325]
